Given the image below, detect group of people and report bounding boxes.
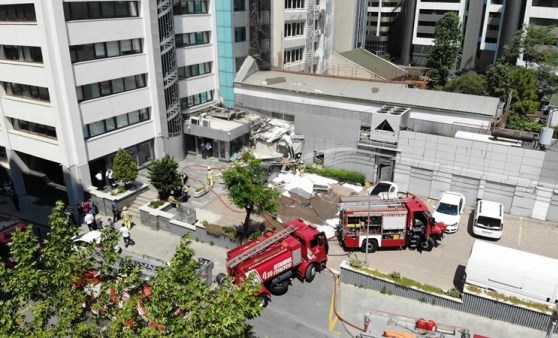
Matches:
[94,168,117,191]
[200,141,213,159]
[76,198,99,231]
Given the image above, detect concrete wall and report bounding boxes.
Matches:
[394,131,558,221]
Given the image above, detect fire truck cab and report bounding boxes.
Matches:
[337,195,445,253]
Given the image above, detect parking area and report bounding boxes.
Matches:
[328,199,558,291]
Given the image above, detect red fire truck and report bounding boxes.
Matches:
[220,218,328,306]
[337,195,446,253]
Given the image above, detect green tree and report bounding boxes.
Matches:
[112,148,138,189]
[222,152,280,237]
[485,63,512,101]
[426,12,462,87]
[147,154,182,200]
[443,71,487,96]
[503,25,558,67]
[0,202,263,337]
[509,67,540,115]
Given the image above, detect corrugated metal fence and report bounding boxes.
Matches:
[340,264,558,333]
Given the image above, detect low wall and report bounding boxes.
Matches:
[139,204,241,250]
[88,183,148,215]
[340,261,557,333]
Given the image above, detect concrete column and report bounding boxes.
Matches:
[497,0,525,59]
[400,0,417,66]
[460,0,484,70]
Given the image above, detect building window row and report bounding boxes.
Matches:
[532,0,556,6]
[2,82,49,102]
[180,90,213,109]
[175,31,210,47]
[77,74,147,103]
[173,1,209,15]
[0,4,36,22]
[9,118,57,139]
[70,39,142,63]
[285,0,305,9]
[0,45,42,63]
[177,62,212,79]
[284,22,305,37]
[63,1,139,21]
[284,47,304,64]
[234,27,247,42]
[234,0,245,11]
[83,107,150,139]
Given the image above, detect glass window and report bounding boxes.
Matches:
[83,125,90,139]
[101,2,116,18]
[132,39,142,53]
[105,118,116,131]
[77,44,95,62]
[94,43,106,58]
[76,87,83,102]
[124,76,137,90]
[73,3,89,20]
[116,115,129,128]
[100,81,111,96]
[89,2,101,19]
[106,41,120,57]
[120,40,132,55]
[139,108,150,121]
[136,74,146,87]
[89,120,106,137]
[114,2,129,16]
[111,78,124,94]
[128,110,140,124]
[89,83,101,100]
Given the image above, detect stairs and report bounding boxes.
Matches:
[126,189,159,221]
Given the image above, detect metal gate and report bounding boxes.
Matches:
[547,192,558,222]
[450,175,479,206]
[408,167,432,199]
[482,181,515,213]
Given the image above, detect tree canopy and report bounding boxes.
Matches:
[147,154,182,200]
[112,148,138,188]
[509,66,540,115]
[426,12,462,87]
[443,71,487,96]
[0,201,262,337]
[503,25,558,67]
[222,152,280,236]
[485,63,512,101]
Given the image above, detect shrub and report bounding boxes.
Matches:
[203,221,239,241]
[446,288,462,298]
[149,199,165,209]
[305,166,365,185]
[349,258,364,269]
[110,186,126,196]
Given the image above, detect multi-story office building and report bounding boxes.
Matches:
[0,0,235,207]
[363,0,558,71]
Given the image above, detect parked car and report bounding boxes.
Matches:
[432,192,465,233]
[369,181,399,199]
[73,230,122,254]
[473,200,504,239]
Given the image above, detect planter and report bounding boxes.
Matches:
[192,187,209,198]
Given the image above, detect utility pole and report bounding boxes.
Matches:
[364,198,370,265]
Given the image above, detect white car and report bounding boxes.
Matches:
[73,230,122,253]
[369,181,399,199]
[432,192,465,233]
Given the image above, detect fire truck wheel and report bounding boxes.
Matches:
[258,293,270,308]
[420,238,434,251]
[360,239,378,253]
[305,264,317,283]
[215,273,227,285]
[268,281,289,296]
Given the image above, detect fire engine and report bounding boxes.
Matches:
[337,195,446,253]
[219,218,328,306]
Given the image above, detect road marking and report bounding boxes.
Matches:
[328,280,341,335]
[518,216,522,246]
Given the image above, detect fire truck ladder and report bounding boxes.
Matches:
[226,225,297,269]
[338,197,407,210]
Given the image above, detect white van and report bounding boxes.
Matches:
[473,200,504,239]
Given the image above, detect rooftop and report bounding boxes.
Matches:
[238,71,500,116]
[337,49,407,80]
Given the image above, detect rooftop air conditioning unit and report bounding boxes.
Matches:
[190,117,200,125]
[202,119,211,128]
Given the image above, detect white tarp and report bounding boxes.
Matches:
[272,172,338,200]
[316,224,336,239]
[342,183,364,193]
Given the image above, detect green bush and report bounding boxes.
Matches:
[203,221,239,241]
[305,166,365,185]
[446,288,462,298]
[148,199,165,209]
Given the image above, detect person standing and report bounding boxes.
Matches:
[122,206,132,230]
[76,203,84,225]
[84,212,95,231]
[182,184,190,202]
[200,141,206,159]
[119,224,134,248]
[82,199,91,215]
[11,192,20,211]
[182,170,189,185]
[205,141,212,158]
[111,200,120,222]
[106,168,114,188]
[206,166,214,188]
[95,171,104,190]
